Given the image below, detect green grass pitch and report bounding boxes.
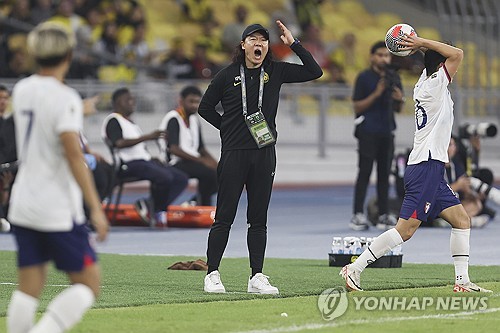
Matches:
[0,251,499,332]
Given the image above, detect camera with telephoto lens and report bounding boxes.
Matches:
[458,123,497,139]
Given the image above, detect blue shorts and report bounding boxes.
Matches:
[399,159,460,221]
[12,223,97,272]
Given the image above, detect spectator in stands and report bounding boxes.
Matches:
[300,23,330,69]
[93,20,120,65]
[179,0,214,23]
[330,33,365,77]
[221,5,248,53]
[164,38,195,79]
[2,0,34,35]
[48,0,87,36]
[83,7,104,44]
[191,42,220,79]
[350,41,404,231]
[31,0,54,25]
[1,48,31,79]
[102,88,189,225]
[292,0,324,31]
[159,85,217,206]
[74,0,100,19]
[195,20,223,57]
[128,3,147,28]
[121,22,151,79]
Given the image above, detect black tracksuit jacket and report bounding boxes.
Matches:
[198,42,323,149]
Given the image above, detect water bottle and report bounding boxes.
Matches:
[393,244,403,255]
[331,237,343,254]
[353,238,362,254]
[343,237,353,254]
[359,237,367,251]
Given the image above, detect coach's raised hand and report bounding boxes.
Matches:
[276,20,294,46]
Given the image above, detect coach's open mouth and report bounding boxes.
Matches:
[254,49,262,59]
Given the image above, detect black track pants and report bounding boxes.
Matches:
[207,146,276,271]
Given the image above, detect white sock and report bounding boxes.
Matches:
[7,290,39,333]
[450,228,470,284]
[351,228,403,273]
[29,284,95,333]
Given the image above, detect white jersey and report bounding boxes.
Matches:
[9,75,85,231]
[159,110,201,165]
[408,65,453,165]
[101,113,151,163]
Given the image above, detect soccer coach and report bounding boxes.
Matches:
[199,20,322,294]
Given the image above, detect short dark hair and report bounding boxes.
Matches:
[424,49,446,75]
[112,87,129,105]
[370,41,387,54]
[36,52,72,68]
[0,85,8,93]
[180,85,202,99]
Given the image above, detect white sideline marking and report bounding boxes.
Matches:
[233,307,500,333]
[1,282,70,287]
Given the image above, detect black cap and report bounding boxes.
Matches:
[241,24,269,41]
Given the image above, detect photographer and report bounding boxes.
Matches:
[350,41,404,231]
[456,123,499,219]
[444,136,500,228]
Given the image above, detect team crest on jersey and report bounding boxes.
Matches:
[263,71,269,83]
[424,202,431,214]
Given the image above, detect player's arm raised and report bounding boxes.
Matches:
[399,35,463,78]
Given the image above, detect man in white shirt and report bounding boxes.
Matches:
[103,88,189,225]
[7,22,109,333]
[159,85,217,206]
[341,35,492,293]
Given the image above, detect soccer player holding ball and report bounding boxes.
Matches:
[341,32,492,293]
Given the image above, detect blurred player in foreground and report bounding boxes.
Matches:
[341,33,492,293]
[7,22,109,333]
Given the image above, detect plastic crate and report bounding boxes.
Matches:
[329,253,402,268]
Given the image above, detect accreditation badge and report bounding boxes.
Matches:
[244,111,276,148]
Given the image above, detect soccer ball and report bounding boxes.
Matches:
[385,23,417,57]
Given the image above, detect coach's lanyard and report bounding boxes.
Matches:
[239,65,275,148]
[240,65,264,116]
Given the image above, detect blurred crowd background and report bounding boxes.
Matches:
[0,0,499,157]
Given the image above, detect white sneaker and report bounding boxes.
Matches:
[376,214,397,230]
[349,213,369,231]
[0,218,11,233]
[247,273,279,294]
[339,264,363,291]
[470,214,489,228]
[453,281,492,293]
[204,271,226,293]
[134,198,153,227]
